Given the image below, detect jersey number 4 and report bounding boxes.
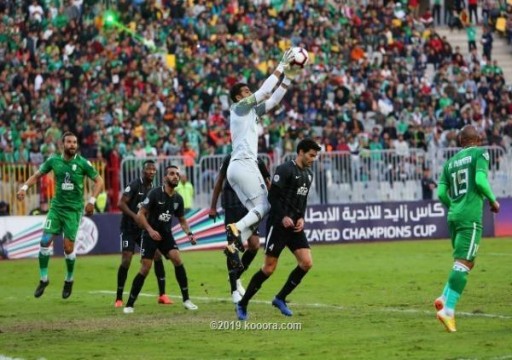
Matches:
[450,168,469,197]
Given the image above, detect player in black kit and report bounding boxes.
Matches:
[123,165,198,313]
[115,160,173,307]
[209,154,271,303]
[236,138,321,320]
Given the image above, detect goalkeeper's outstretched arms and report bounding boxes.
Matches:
[252,48,294,103]
[262,64,302,113]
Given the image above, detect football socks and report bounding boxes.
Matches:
[174,264,189,302]
[240,249,257,276]
[116,265,129,300]
[445,269,468,315]
[276,266,307,301]
[64,252,76,282]
[38,247,51,281]
[239,269,269,307]
[126,273,146,307]
[154,259,166,296]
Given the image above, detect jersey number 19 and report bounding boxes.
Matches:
[451,168,468,197]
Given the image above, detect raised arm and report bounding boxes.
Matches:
[252,49,294,104]
[259,63,302,115]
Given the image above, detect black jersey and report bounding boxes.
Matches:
[220,154,271,209]
[120,178,154,231]
[267,160,313,224]
[141,186,185,238]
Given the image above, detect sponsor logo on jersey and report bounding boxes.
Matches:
[72,164,77,171]
[297,185,308,196]
[273,174,280,183]
[62,172,74,191]
[158,210,172,222]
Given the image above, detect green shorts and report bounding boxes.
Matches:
[448,220,482,261]
[43,208,82,241]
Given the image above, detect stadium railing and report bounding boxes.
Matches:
[1,147,510,215]
[0,159,107,215]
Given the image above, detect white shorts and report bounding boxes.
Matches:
[226,158,268,207]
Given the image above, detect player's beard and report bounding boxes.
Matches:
[64,147,77,157]
[166,178,179,188]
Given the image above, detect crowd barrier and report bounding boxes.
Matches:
[116,146,512,209]
[0,159,106,215]
[1,198,510,260]
[0,147,510,215]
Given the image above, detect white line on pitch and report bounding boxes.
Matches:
[91,290,512,319]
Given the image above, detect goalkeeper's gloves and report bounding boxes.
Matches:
[283,64,301,81]
[277,48,294,73]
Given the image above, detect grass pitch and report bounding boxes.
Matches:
[0,238,511,360]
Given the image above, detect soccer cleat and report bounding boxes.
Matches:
[272,297,293,316]
[34,280,49,298]
[436,310,457,332]
[236,279,246,296]
[226,224,244,253]
[62,280,73,299]
[114,300,123,308]
[158,294,174,305]
[183,300,198,310]
[123,307,134,314]
[434,296,445,311]
[224,244,243,270]
[236,303,248,321]
[232,290,242,304]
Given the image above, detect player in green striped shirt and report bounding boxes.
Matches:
[17,132,104,299]
[435,125,500,332]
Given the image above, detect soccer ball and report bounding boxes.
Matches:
[290,47,309,68]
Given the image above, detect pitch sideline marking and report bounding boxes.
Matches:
[91,290,512,320]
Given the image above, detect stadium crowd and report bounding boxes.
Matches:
[1,0,512,209]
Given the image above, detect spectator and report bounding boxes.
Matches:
[0,201,9,216]
[29,200,49,216]
[175,173,195,213]
[421,168,437,200]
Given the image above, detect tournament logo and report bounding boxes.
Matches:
[75,217,99,254]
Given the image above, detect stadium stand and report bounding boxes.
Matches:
[0,0,511,214]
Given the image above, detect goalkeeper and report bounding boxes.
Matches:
[225,48,302,251]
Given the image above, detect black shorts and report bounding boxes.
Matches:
[140,233,178,260]
[120,229,142,253]
[224,206,259,236]
[264,223,310,258]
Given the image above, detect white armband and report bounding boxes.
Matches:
[88,197,96,205]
